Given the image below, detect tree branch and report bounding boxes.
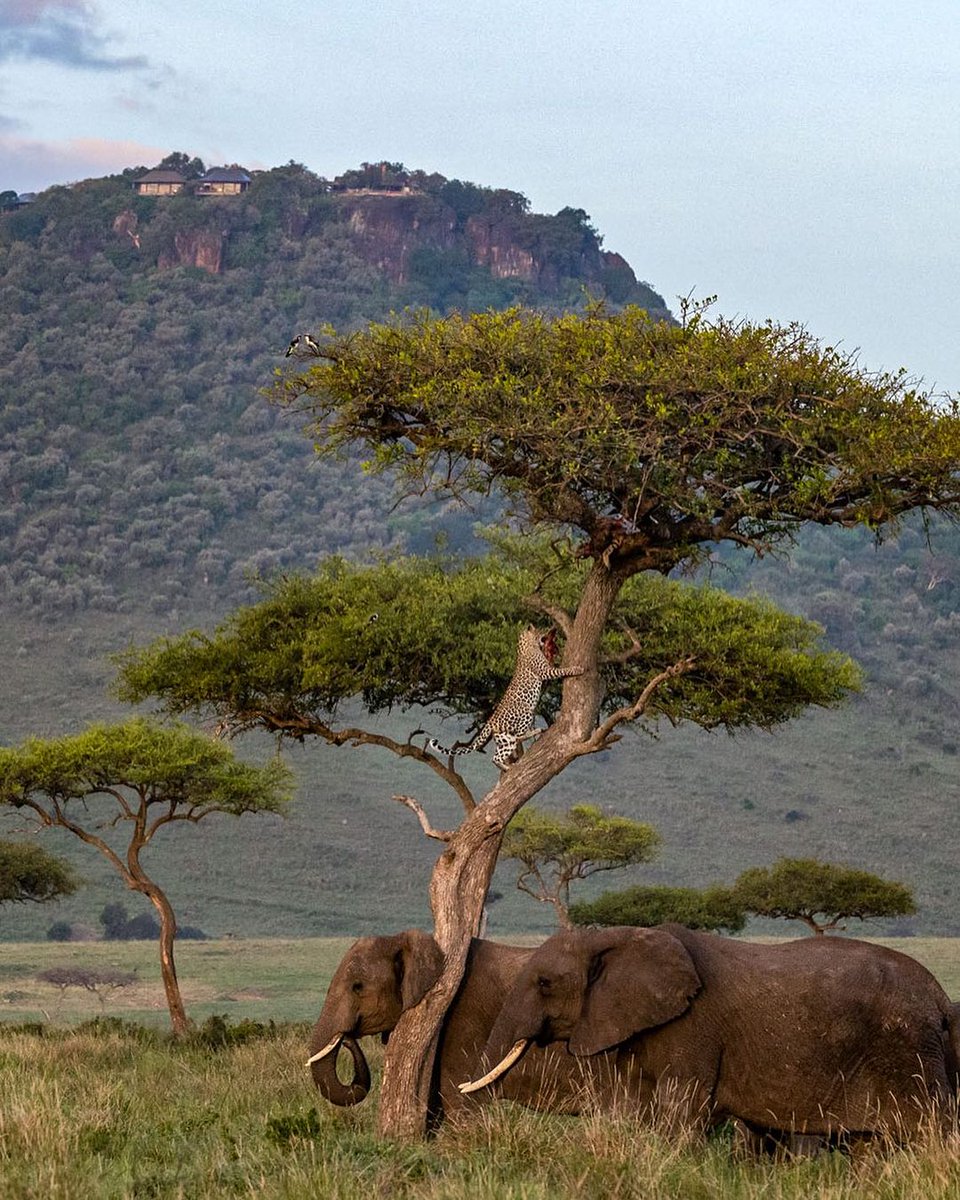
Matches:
[600,622,643,665]
[220,711,478,815]
[523,593,574,639]
[392,795,453,843]
[571,655,698,757]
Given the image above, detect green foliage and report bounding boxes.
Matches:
[274,304,960,571]
[730,857,917,934]
[0,839,78,905]
[188,1013,282,1049]
[0,163,651,625]
[502,804,661,920]
[570,884,747,933]
[156,152,205,178]
[0,717,292,820]
[99,902,168,941]
[115,549,859,735]
[0,719,290,1031]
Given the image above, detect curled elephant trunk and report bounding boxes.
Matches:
[459,1039,531,1094]
[307,1035,371,1106]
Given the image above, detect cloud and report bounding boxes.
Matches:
[0,0,148,70]
[0,133,170,190]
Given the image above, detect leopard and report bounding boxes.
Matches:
[427,624,585,770]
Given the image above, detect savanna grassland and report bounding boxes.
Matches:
[3,938,960,1198]
[0,1017,959,1199]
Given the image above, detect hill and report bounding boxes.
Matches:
[0,156,668,621]
[0,158,958,941]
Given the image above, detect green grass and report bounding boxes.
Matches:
[2,1024,960,1199]
[3,938,960,1197]
[1,936,959,1034]
[0,937,355,1027]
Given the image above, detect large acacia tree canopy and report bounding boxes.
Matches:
[271,305,960,571]
[116,550,860,737]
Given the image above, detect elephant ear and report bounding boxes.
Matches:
[570,927,701,1056]
[396,929,444,1011]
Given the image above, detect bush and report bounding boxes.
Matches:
[570,884,746,933]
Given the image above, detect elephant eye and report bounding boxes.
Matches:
[351,980,364,993]
[536,976,552,993]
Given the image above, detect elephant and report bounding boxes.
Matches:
[306,929,629,1123]
[461,924,960,1142]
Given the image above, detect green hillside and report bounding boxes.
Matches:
[0,159,958,941]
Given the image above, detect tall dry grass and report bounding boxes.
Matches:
[2,1023,960,1198]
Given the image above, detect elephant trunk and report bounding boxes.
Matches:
[308,1034,371,1106]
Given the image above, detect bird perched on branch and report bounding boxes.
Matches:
[285,333,324,358]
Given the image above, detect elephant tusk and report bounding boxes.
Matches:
[306,1035,343,1066]
[458,1039,530,1094]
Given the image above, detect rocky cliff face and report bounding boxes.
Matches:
[338,193,457,285]
[332,192,662,308]
[109,184,664,309]
[157,228,224,274]
[112,210,225,274]
[464,214,538,281]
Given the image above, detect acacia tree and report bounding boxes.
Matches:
[570,883,746,933]
[730,857,917,935]
[118,303,960,1136]
[501,803,661,927]
[0,840,78,906]
[0,718,291,1034]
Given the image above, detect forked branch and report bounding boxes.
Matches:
[573,656,697,757]
[393,795,453,843]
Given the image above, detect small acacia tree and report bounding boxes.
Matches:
[730,857,917,935]
[118,303,960,1136]
[501,803,661,927]
[0,718,291,1034]
[37,965,138,1010]
[570,883,746,933]
[0,839,78,907]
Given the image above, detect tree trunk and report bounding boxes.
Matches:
[377,562,625,1139]
[146,884,190,1036]
[126,861,190,1037]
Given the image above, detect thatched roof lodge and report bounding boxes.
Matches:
[133,170,187,196]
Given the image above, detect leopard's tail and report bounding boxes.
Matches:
[427,726,490,758]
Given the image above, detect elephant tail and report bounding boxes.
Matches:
[945,1002,960,1096]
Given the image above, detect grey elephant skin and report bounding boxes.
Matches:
[307,929,624,1122]
[467,924,960,1141]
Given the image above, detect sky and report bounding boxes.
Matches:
[2,0,959,393]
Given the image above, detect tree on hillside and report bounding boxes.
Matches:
[118,301,960,1136]
[0,839,78,907]
[0,719,291,1034]
[500,804,661,927]
[570,884,746,933]
[730,857,917,935]
[157,152,205,179]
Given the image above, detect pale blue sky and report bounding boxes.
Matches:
[2,0,959,392]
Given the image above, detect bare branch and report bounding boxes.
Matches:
[222,711,478,815]
[393,795,453,843]
[600,621,643,666]
[523,592,574,638]
[572,656,697,757]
